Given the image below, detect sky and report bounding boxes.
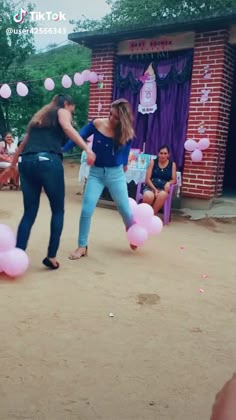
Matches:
[14,0,111,51]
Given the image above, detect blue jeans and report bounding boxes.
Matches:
[17,152,65,258]
[78,165,134,247]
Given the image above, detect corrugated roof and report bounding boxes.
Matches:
[68,13,236,47]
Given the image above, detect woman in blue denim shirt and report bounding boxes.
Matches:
[65,98,137,260]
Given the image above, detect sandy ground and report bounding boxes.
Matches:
[0,161,236,420]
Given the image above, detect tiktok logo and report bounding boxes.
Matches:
[13,8,28,24]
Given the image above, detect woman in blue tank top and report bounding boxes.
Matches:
[143,145,176,214]
[66,98,137,260]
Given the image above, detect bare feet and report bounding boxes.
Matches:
[69,247,88,260]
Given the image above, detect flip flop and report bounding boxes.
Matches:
[42,257,60,269]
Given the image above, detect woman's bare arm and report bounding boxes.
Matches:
[10,133,29,167]
[145,159,157,192]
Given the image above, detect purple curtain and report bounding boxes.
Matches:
[113,51,193,170]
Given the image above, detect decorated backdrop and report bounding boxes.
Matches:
[113,50,193,169]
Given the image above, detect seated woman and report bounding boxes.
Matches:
[142,145,176,214]
[0,132,19,188]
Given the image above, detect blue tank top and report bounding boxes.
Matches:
[22,109,66,156]
[152,158,172,182]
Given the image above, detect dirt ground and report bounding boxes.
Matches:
[0,161,236,420]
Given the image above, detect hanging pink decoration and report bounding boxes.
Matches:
[198,138,210,151]
[81,69,91,81]
[0,84,11,99]
[16,82,28,97]
[61,75,72,88]
[184,139,198,152]
[73,72,84,86]
[44,78,55,91]
[191,149,203,162]
[89,72,98,83]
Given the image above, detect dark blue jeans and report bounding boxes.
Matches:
[17,152,65,258]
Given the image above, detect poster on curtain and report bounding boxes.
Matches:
[138,63,157,114]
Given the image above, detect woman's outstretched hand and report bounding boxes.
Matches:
[210,374,236,420]
[86,150,96,166]
[0,166,18,185]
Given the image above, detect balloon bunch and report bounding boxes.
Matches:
[44,70,100,90]
[184,138,210,162]
[126,198,163,247]
[0,70,103,98]
[0,224,29,278]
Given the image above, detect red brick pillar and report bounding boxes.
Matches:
[88,43,116,120]
[182,30,234,205]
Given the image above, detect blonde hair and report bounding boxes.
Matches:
[111,99,135,145]
[28,94,75,130]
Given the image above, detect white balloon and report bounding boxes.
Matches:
[61,75,72,88]
[73,72,84,86]
[0,84,11,99]
[16,82,28,97]
[198,138,210,151]
[191,149,203,162]
[44,78,55,91]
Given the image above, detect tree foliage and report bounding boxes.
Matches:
[73,0,236,32]
[0,0,36,135]
[0,0,92,138]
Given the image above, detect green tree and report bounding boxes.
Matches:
[72,0,236,32]
[0,0,36,135]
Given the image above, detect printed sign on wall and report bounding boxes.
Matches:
[117,32,195,55]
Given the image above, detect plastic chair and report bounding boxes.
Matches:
[0,168,20,190]
[135,182,177,225]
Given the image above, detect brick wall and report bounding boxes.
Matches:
[88,43,116,120]
[182,30,234,199]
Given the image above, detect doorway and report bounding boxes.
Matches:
[223,48,236,196]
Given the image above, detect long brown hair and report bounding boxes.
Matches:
[111,99,135,145]
[28,94,75,130]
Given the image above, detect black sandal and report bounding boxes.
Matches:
[42,257,60,270]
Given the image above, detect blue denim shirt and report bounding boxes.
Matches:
[62,120,132,167]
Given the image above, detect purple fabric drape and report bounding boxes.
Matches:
[113,52,193,170]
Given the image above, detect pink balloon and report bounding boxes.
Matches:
[127,224,148,247]
[191,149,203,162]
[0,252,4,273]
[197,138,210,150]
[74,72,84,86]
[16,82,28,97]
[0,224,16,252]
[184,139,198,152]
[89,72,98,83]
[133,203,154,227]
[0,84,11,98]
[61,75,72,88]
[81,69,90,81]
[146,216,163,236]
[44,78,55,91]
[128,197,138,213]
[1,248,29,278]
